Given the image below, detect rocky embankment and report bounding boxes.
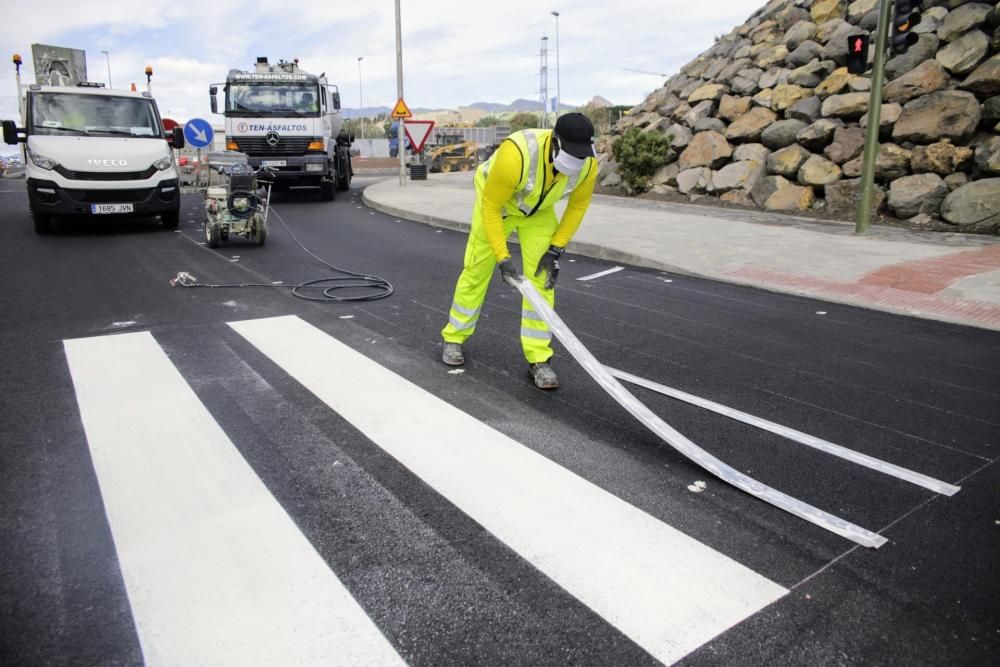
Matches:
[599,0,1000,230]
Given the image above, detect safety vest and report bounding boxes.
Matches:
[475,129,594,218]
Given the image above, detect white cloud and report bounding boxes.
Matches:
[0,0,765,123]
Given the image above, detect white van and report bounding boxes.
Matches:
[2,83,185,234]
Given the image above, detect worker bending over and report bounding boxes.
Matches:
[440,113,597,389]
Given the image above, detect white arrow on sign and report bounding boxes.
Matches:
[192,126,207,143]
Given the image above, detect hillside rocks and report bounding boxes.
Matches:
[603,0,1000,228]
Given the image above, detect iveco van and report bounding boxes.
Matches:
[2,82,185,234]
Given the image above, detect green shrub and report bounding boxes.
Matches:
[611,127,673,193]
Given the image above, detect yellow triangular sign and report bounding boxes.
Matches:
[390,98,412,119]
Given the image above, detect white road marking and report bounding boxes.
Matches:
[64,331,404,667]
[576,266,625,281]
[230,315,788,665]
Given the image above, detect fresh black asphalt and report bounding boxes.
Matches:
[0,175,997,665]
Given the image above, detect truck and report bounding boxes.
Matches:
[210,57,351,200]
[2,82,185,234]
[388,121,410,158]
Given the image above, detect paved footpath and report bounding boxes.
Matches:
[364,173,1000,331]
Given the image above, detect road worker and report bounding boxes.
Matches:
[440,112,598,389]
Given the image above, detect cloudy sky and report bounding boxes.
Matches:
[1,0,764,124]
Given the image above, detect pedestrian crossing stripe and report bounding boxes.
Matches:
[64,331,405,667]
[230,315,788,664]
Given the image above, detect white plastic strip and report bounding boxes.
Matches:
[576,266,625,281]
[230,315,788,666]
[513,280,888,549]
[608,367,960,497]
[64,331,404,667]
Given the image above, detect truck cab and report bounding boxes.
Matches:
[211,58,352,200]
[2,83,184,234]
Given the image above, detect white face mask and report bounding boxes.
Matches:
[553,149,586,176]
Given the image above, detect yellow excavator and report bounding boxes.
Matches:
[425,132,479,173]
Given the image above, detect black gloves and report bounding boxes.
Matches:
[498,258,521,287]
[534,245,565,290]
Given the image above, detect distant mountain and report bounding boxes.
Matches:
[342,106,433,119]
[468,98,576,113]
[587,96,614,108]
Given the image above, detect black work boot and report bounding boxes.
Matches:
[529,362,559,389]
[442,342,465,366]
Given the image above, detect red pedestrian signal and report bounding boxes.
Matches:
[846,34,870,75]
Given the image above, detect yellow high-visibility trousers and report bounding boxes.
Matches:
[441,196,558,364]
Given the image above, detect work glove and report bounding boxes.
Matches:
[498,258,522,287]
[534,245,565,290]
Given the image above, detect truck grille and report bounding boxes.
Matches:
[64,188,155,203]
[232,137,315,156]
[55,165,158,181]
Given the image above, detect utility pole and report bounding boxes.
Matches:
[357,56,364,153]
[539,35,549,128]
[551,11,560,119]
[855,0,893,235]
[395,0,406,185]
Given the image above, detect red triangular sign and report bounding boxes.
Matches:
[390,98,412,119]
[405,120,436,153]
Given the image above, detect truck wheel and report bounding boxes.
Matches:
[31,208,52,234]
[335,160,351,191]
[205,221,221,248]
[161,208,180,229]
[320,179,335,201]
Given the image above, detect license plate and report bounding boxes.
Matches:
[91,203,135,214]
[262,160,286,167]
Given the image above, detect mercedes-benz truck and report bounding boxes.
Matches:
[210,57,352,200]
[3,82,185,234]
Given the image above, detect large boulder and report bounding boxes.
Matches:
[821,92,870,118]
[823,126,866,163]
[820,21,861,61]
[888,173,950,218]
[936,29,990,75]
[733,143,771,162]
[982,96,1000,125]
[681,100,716,127]
[750,174,791,206]
[892,91,982,143]
[694,117,727,133]
[651,162,680,186]
[825,178,885,218]
[910,140,975,174]
[960,54,1000,97]
[788,60,831,87]
[787,95,823,122]
[846,0,878,23]
[914,6,949,35]
[798,154,843,186]
[710,160,766,193]
[756,44,790,68]
[937,3,993,42]
[676,166,714,194]
[785,20,818,49]
[940,178,1000,224]
[678,131,734,170]
[859,102,904,139]
[761,119,809,149]
[688,83,728,103]
[664,123,693,149]
[842,143,912,180]
[811,0,846,24]
[718,95,752,121]
[883,60,949,103]
[725,106,778,142]
[772,84,812,110]
[787,40,824,67]
[974,136,1000,175]
[796,118,844,151]
[765,184,816,210]
[767,143,812,177]
[815,68,852,96]
[759,68,790,90]
[885,34,940,81]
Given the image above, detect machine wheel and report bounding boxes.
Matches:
[440,162,453,173]
[31,208,52,234]
[320,179,335,201]
[161,208,180,229]
[252,215,267,246]
[336,154,351,191]
[459,160,472,172]
[205,220,221,248]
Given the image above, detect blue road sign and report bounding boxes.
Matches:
[184,118,214,148]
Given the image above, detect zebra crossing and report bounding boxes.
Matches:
[64,314,795,665]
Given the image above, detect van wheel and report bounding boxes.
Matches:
[161,209,180,229]
[320,179,335,201]
[32,208,52,234]
[205,221,221,248]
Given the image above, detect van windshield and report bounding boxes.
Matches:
[30,93,161,138]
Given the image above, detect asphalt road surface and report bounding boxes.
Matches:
[1,175,998,666]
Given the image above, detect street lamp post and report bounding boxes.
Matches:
[357,56,364,155]
[551,11,560,119]
[395,0,406,185]
[101,50,112,89]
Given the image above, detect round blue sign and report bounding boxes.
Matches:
[183,118,214,148]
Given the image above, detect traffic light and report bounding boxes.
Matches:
[891,0,921,55]
[846,34,870,74]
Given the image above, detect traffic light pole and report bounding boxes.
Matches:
[856,0,893,235]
